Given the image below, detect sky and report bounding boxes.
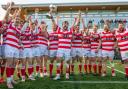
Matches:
[0,0,128,20]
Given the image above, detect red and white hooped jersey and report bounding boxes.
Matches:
[72,33,83,48]
[0,21,11,45]
[90,31,100,50]
[20,27,32,48]
[115,29,128,52]
[100,31,115,51]
[5,23,21,49]
[49,31,58,50]
[58,27,72,49]
[37,28,48,47]
[83,35,91,50]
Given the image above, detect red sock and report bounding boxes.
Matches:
[11,67,15,76]
[36,65,40,73]
[43,66,47,73]
[49,64,53,76]
[111,68,115,74]
[40,68,43,73]
[21,67,25,76]
[28,67,32,75]
[125,67,128,77]
[60,62,63,74]
[104,71,107,74]
[66,64,70,74]
[1,66,5,76]
[93,64,97,74]
[88,64,92,73]
[6,67,11,78]
[84,64,87,73]
[56,67,60,75]
[71,64,74,73]
[79,64,82,73]
[31,66,34,74]
[98,65,102,74]
[17,72,21,78]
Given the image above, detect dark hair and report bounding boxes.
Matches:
[62,21,69,25]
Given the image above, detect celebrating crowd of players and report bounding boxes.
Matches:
[1,3,128,89]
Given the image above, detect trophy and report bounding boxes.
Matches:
[46,4,57,19]
[35,8,39,20]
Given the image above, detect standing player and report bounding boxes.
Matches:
[81,18,91,74]
[71,11,84,75]
[48,14,59,78]
[90,24,102,75]
[114,23,128,79]
[0,2,13,83]
[53,20,72,80]
[37,21,49,77]
[20,19,35,81]
[4,11,21,88]
[98,24,116,77]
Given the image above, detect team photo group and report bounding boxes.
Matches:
[0,2,128,89]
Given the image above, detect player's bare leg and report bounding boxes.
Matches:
[35,56,41,77]
[49,57,55,78]
[16,60,21,80]
[21,58,26,82]
[78,56,83,75]
[91,57,97,75]
[28,57,35,80]
[65,60,70,80]
[97,57,102,76]
[43,55,48,77]
[10,58,18,85]
[70,57,75,75]
[53,57,62,80]
[39,56,43,77]
[0,59,6,83]
[124,60,128,80]
[102,57,107,77]
[88,57,92,74]
[109,58,116,77]
[84,56,88,74]
[6,58,14,88]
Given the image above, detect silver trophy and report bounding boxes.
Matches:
[46,4,57,19]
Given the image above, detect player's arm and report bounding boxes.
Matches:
[3,2,13,22]
[81,17,86,30]
[96,38,102,53]
[49,11,57,26]
[75,10,81,26]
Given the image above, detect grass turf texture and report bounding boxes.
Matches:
[0,60,128,89]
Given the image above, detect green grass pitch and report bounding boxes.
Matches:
[0,60,128,89]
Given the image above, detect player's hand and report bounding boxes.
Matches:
[95,48,99,53]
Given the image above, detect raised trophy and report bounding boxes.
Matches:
[46,4,57,19]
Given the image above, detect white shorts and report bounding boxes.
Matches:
[32,47,40,57]
[82,48,91,57]
[39,46,48,56]
[0,45,2,59]
[19,49,23,58]
[90,49,102,57]
[71,48,83,57]
[102,50,114,59]
[4,45,19,58]
[57,48,71,61]
[1,45,5,58]
[120,51,128,60]
[22,48,33,58]
[0,45,2,57]
[49,50,57,58]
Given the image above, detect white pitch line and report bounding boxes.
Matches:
[107,66,125,74]
[61,81,128,84]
